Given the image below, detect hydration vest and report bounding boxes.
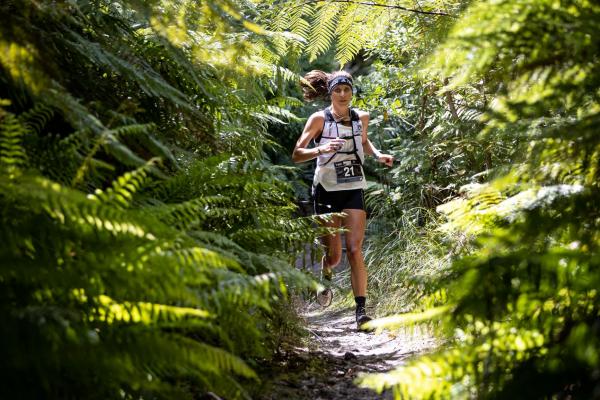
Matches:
[313,108,367,191]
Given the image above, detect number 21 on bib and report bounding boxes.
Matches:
[334,159,364,183]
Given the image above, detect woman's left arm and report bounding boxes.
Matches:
[359,111,394,167]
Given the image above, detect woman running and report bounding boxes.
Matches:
[292,70,394,330]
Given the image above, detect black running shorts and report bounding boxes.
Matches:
[313,183,365,214]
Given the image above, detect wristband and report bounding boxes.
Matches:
[317,147,322,155]
[372,148,383,160]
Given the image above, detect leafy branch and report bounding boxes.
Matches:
[296,0,453,16]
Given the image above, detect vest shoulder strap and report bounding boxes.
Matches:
[314,110,330,144]
[324,108,335,122]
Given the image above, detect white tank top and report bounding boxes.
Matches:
[313,109,367,191]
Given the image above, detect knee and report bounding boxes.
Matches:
[346,243,363,260]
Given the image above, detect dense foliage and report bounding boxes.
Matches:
[264,0,600,398]
[3,0,600,399]
[0,1,317,399]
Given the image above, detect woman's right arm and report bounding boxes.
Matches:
[292,113,323,163]
[292,113,344,163]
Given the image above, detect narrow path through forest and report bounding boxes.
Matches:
[258,255,438,399]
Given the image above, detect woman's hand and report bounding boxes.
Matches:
[377,153,394,167]
[318,138,346,155]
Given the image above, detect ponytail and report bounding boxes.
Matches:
[301,70,330,101]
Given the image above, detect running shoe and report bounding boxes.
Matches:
[356,305,373,331]
[316,267,333,307]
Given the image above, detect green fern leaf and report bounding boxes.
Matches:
[335,3,369,65]
[307,2,342,62]
[0,108,28,171]
[89,158,160,209]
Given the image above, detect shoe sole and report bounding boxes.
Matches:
[357,316,374,332]
[317,288,333,307]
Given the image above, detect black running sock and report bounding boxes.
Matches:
[355,296,372,330]
[355,296,366,308]
[354,296,367,321]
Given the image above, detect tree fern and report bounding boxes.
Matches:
[334,3,369,65]
[263,0,457,64]
[0,109,317,398]
[307,2,342,62]
[289,3,315,41]
[0,1,321,398]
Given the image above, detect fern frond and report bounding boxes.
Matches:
[63,29,195,112]
[209,0,268,35]
[307,2,342,62]
[211,270,279,310]
[89,158,160,209]
[103,131,152,168]
[264,105,301,122]
[210,264,315,310]
[162,245,240,272]
[334,3,368,65]
[19,102,55,134]
[91,294,212,325]
[182,337,257,379]
[272,64,302,84]
[268,95,304,109]
[0,109,28,171]
[290,3,315,41]
[111,123,155,138]
[155,199,240,231]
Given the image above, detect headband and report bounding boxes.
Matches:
[327,76,353,94]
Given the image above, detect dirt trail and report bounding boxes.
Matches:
[258,255,437,399]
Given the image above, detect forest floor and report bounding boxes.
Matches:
[255,253,438,400]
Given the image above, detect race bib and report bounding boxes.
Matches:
[334,159,363,183]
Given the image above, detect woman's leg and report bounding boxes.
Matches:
[343,208,372,329]
[342,209,367,296]
[316,215,343,306]
[319,215,343,272]
[314,184,343,272]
